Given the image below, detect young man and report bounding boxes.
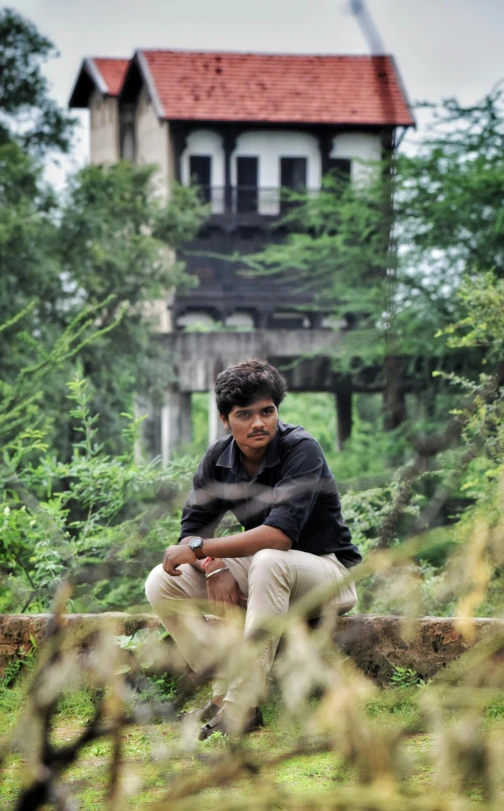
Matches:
[145,359,361,739]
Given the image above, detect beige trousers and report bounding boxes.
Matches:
[145,548,357,724]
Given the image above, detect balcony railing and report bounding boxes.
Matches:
[193,185,318,217]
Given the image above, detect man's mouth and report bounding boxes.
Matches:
[249,432,268,438]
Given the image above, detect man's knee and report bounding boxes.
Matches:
[249,548,290,583]
[145,563,167,607]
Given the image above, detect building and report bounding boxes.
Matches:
[70,49,414,456]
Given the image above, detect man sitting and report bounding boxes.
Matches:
[145,359,361,739]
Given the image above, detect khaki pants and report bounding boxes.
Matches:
[145,548,357,726]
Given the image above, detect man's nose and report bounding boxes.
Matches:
[251,412,265,429]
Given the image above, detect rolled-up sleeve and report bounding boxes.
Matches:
[263,438,326,544]
[178,453,225,542]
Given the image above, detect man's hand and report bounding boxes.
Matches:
[163,544,196,575]
[206,568,246,612]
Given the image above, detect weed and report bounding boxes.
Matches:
[390,665,427,689]
[486,697,504,720]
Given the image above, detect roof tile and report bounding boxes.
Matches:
[140,51,413,126]
[93,58,130,95]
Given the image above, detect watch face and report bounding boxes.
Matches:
[189,537,203,554]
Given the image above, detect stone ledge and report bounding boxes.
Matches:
[1,613,503,686]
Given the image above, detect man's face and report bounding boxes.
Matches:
[223,398,279,456]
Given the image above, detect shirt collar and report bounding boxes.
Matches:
[216,422,282,472]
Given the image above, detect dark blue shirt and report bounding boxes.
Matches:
[178,421,362,568]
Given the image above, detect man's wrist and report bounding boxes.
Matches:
[187,537,204,559]
[179,537,206,568]
[205,566,229,581]
[205,557,226,574]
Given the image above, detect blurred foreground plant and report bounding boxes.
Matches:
[2,271,504,807]
[1,571,504,810]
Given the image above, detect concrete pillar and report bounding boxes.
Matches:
[160,388,192,464]
[134,393,160,463]
[335,390,353,451]
[208,390,227,445]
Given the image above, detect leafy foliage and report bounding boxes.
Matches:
[243,170,392,371]
[0,7,75,155]
[1,372,193,612]
[243,92,504,433]
[0,157,207,455]
[0,9,208,454]
[390,665,427,689]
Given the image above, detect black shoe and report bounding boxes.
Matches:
[199,706,264,741]
[179,699,221,724]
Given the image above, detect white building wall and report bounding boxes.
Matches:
[135,85,171,198]
[177,129,382,216]
[233,131,321,215]
[143,295,173,333]
[89,90,120,164]
[134,86,174,332]
[330,132,382,184]
[181,130,225,213]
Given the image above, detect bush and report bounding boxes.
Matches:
[1,372,194,612]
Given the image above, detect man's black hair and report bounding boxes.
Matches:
[215,359,287,418]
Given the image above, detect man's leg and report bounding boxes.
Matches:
[222,548,357,727]
[145,563,232,701]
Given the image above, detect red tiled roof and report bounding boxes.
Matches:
[93,58,130,95]
[140,51,413,126]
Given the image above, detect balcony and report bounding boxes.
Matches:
[194,186,318,218]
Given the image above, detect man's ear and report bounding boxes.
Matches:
[219,413,230,430]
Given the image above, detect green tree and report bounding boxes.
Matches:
[0,7,75,154]
[246,90,504,432]
[243,166,409,432]
[0,142,63,383]
[398,89,504,290]
[1,159,206,456]
[54,163,206,453]
[0,6,208,454]
[243,169,391,367]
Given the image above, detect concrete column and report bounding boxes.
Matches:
[223,128,237,214]
[134,393,160,463]
[160,388,192,464]
[335,390,353,451]
[208,390,227,445]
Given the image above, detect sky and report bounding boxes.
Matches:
[9,0,504,179]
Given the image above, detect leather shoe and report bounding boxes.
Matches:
[179,699,221,724]
[199,706,264,741]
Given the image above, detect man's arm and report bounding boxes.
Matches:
[163,525,291,575]
[178,536,226,577]
[178,450,226,544]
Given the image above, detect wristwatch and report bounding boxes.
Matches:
[188,537,205,559]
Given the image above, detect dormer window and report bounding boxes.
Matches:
[280,157,307,191]
[236,156,258,213]
[280,157,307,213]
[119,103,136,161]
[328,157,351,180]
[189,155,212,204]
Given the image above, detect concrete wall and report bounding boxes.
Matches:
[135,85,171,197]
[330,132,382,184]
[177,128,383,214]
[181,129,225,213]
[134,86,173,331]
[5,613,502,685]
[176,311,256,330]
[233,130,321,215]
[161,329,347,393]
[89,90,120,164]
[143,297,173,333]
